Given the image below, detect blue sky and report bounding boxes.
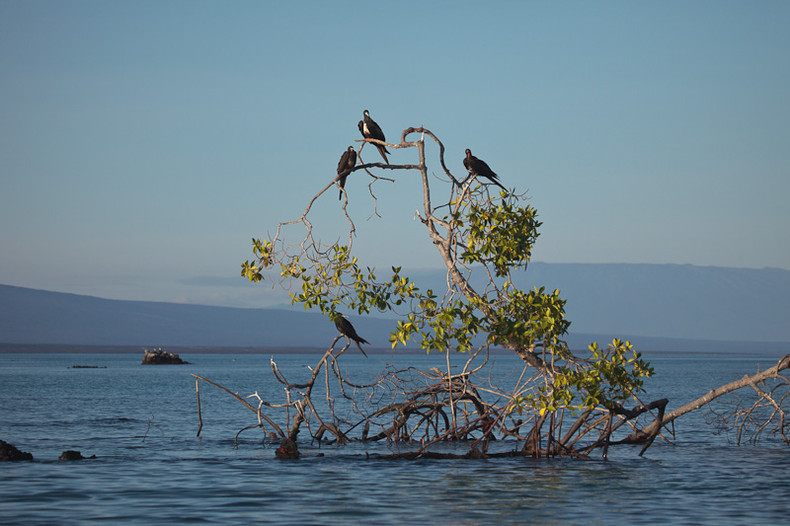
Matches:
[1,1,788,308]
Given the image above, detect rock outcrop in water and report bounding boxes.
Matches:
[0,439,33,461]
[142,348,189,365]
[59,450,95,461]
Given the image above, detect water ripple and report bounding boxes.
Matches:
[1,353,788,525]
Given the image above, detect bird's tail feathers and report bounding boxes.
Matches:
[376,145,389,164]
[355,340,369,358]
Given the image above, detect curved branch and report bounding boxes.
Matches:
[636,354,790,439]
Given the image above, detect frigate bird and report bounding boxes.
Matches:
[332,313,369,357]
[358,109,390,164]
[463,149,506,191]
[336,146,357,200]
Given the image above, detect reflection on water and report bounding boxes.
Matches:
[1,352,789,524]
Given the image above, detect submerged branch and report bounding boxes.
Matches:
[634,354,790,441]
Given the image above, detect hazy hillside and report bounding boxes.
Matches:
[407,263,790,342]
[1,263,789,352]
[0,283,391,348]
[516,263,789,341]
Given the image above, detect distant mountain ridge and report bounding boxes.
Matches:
[397,262,790,343]
[1,263,789,352]
[0,283,347,348]
[508,262,790,342]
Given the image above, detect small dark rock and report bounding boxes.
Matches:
[59,450,86,461]
[275,438,300,460]
[142,348,189,365]
[59,450,95,460]
[0,439,34,461]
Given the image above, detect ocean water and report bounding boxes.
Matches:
[1,351,789,525]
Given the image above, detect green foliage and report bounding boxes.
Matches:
[242,177,653,418]
[244,243,422,321]
[391,299,483,354]
[486,286,570,350]
[241,238,273,282]
[512,339,655,416]
[457,193,542,277]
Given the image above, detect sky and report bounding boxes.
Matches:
[1,1,789,309]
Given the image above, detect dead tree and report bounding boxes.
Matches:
[187,122,790,459]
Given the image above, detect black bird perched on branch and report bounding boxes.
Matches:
[463,149,506,191]
[358,109,390,164]
[332,313,369,357]
[336,146,357,200]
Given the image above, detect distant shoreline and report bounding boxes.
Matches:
[2,341,789,356]
[0,343,426,355]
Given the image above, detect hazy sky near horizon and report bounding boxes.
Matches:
[2,1,789,308]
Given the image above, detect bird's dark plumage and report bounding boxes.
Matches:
[336,146,357,200]
[358,109,389,164]
[333,313,369,357]
[463,149,506,191]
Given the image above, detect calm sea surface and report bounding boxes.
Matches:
[1,351,789,525]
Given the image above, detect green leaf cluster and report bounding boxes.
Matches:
[241,238,274,282]
[518,339,655,415]
[457,194,541,277]
[390,299,482,354]
[486,286,570,350]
